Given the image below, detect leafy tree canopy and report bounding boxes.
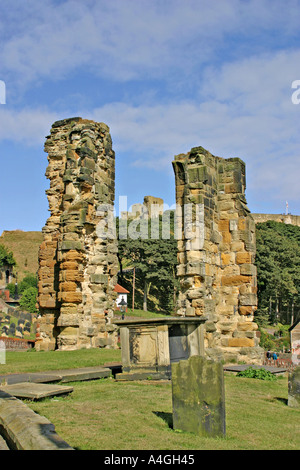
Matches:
[255,221,300,324]
[0,244,16,268]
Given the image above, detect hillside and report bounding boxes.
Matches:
[0,230,43,281]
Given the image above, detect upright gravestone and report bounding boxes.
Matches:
[0,340,5,365]
[288,366,300,408]
[171,355,225,437]
[288,321,300,407]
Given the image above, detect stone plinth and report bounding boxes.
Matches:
[172,146,263,364]
[172,356,226,437]
[114,317,206,380]
[36,117,118,351]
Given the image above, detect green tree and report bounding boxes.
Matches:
[19,287,38,313]
[0,244,16,268]
[255,221,300,324]
[117,212,178,313]
[19,274,38,294]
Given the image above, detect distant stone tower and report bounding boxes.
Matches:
[36,118,118,351]
[172,146,263,364]
[143,196,164,218]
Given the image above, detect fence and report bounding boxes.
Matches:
[0,336,35,351]
[263,353,295,371]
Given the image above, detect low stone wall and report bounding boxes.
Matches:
[0,336,35,351]
[252,213,300,227]
[0,390,73,450]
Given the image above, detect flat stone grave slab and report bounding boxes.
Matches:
[0,366,112,385]
[0,373,63,385]
[43,366,112,382]
[223,364,287,374]
[0,382,73,400]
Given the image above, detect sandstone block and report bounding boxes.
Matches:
[227,338,255,347]
[60,292,82,304]
[60,240,83,251]
[239,306,256,315]
[62,250,84,262]
[221,275,252,286]
[239,294,257,306]
[60,282,77,293]
[237,321,258,331]
[236,252,252,264]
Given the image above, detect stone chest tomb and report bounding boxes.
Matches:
[114,317,207,380]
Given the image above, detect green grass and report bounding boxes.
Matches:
[1,349,299,450]
[117,308,168,319]
[0,230,43,281]
[26,373,299,450]
[0,348,121,375]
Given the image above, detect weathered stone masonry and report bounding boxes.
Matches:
[36,119,263,362]
[173,146,263,364]
[36,118,119,351]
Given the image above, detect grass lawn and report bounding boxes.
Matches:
[0,348,122,375]
[1,349,299,450]
[114,308,168,318]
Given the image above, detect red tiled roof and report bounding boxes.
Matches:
[114,284,130,294]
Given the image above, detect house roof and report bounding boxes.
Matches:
[289,318,300,331]
[114,283,130,294]
[0,289,15,303]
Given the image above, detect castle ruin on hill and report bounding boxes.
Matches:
[36,117,263,363]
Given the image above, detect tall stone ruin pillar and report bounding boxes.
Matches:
[36,118,118,351]
[172,146,263,364]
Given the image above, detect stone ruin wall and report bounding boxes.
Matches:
[36,118,263,363]
[252,213,300,227]
[172,146,264,364]
[36,117,119,351]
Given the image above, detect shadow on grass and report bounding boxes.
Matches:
[275,397,288,406]
[153,411,173,429]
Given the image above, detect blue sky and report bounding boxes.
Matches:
[0,0,299,234]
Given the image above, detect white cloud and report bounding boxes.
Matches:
[1,0,299,89]
[0,0,299,212]
[0,107,59,145]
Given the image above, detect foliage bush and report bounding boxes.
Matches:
[0,244,16,267]
[19,274,38,293]
[237,366,277,381]
[258,329,276,351]
[19,287,38,313]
